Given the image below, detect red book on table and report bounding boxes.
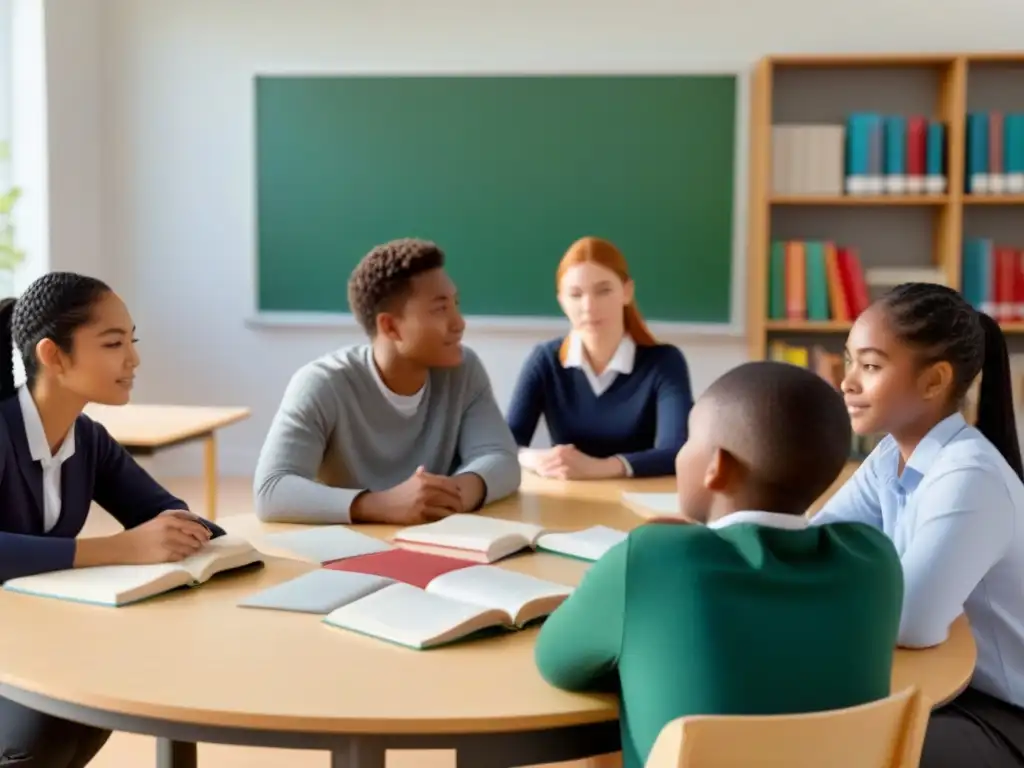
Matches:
[324,548,476,589]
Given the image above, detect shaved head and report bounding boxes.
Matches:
[677,361,852,519]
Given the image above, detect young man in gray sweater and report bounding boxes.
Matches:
[254,238,521,526]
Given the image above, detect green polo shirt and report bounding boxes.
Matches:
[534,513,903,768]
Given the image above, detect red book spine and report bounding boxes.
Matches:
[996,245,1016,323]
[906,116,927,190]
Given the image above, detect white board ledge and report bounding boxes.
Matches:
[245,311,743,338]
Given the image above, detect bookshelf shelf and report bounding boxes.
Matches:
[963,195,1024,205]
[765,320,853,332]
[770,195,949,206]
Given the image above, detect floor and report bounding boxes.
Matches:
[80,477,614,768]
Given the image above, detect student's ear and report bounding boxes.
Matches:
[622,278,635,307]
[919,360,954,403]
[702,447,735,492]
[34,338,67,377]
[376,312,402,342]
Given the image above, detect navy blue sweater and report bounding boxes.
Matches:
[0,396,223,582]
[506,338,693,477]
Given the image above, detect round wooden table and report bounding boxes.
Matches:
[0,476,977,768]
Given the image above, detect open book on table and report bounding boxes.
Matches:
[3,535,263,607]
[321,565,573,649]
[392,514,628,563]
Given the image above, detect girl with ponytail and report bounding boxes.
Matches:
[506,236,693,479]
[0,272,223,768]
[814,282,1024,768]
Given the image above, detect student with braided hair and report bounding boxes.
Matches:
[0,272,222,767]
[815,283,1024,767]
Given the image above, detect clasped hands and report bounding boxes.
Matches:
[350,466,484,525]
[520,444,625,480]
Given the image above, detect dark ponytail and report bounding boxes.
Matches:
[0,297,15,400]
[880,283,1024,481]
[975,311,1023,480]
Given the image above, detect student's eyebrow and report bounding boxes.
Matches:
[98,326,136,337]
[845,345,889,359]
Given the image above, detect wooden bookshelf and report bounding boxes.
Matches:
[746,52,1024,362]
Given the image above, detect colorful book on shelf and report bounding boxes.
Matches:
[3,536,263,607]
[965,111,1024,194]
[844,112,945,195]
[767,239,868,322]
[770,124,845,195]
[255,525,392,564]
[320,567,574,649]
[389,514,627,564]
[962,238,1024,322]
[768,342,843,390]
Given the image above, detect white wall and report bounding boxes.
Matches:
[53,0,1024,476]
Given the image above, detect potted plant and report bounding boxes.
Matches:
[0,141,23,297]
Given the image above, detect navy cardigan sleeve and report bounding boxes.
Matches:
[91,420,224,536]
[619,347,694,477]
[506,344,548,447]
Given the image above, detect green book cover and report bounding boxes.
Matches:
[768,240,786,320]
[804,241,831,321]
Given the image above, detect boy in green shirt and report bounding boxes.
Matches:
[534,361,904,768]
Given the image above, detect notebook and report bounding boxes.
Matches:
[392,514,627,563]
[621,492,679,518]
[3,535,263,606]
[238,569,396,614]
[322,566,573,649]
[257,525,392,564]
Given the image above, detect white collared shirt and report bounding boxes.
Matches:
[368,355,424,418]
[562,333,638,477]
[18,385,76,532]
[563,332,636,397]
[708,510,810,531]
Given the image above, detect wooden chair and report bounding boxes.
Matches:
[645,687,929,768]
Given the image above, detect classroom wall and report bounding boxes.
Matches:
[53,0,1024,476]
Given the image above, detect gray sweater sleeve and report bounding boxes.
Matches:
[455,352,522,505]
[253,364,362,524]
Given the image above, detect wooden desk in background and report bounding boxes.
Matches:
[84,404,251,520]
[0,480,976,768]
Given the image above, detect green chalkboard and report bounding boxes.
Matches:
[255,74,737,323]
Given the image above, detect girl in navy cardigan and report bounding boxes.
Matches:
[0,272,221,768]
[507,237,694,479]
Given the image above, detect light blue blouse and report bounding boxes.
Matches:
[814,412,1024,707]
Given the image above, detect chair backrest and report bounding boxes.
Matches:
[645,687,929,768]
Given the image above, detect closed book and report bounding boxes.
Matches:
[803,241,831,321]
[845,113,873,194]
[906,116,928,193]
[966,112,990,194]
[926,120,947,193]
[768,240,786,320]
[990,111,1006,194]
[256,525,392,565]
[961,238,987,312]
[883,115,907,193]
[1006,114,1024,193]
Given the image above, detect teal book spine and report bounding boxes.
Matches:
[925,120,946,193]
[966,112,990,193]
[883,115,907,193]
[803,241,830,321]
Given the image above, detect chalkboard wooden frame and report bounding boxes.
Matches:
[247,65,750,337]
